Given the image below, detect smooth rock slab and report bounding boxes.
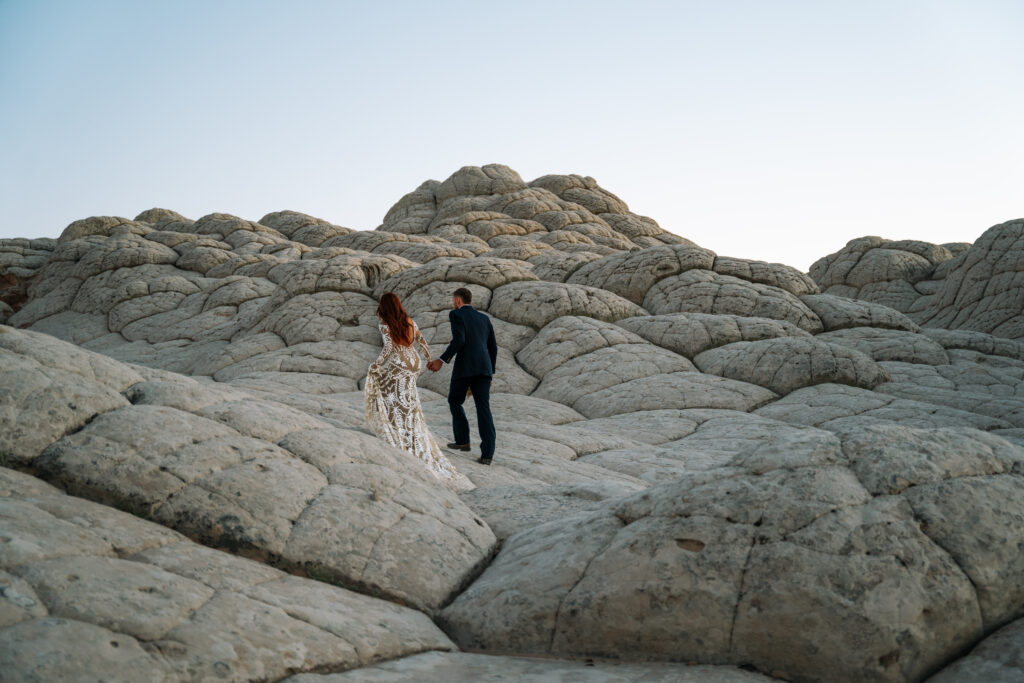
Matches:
[730,496,981,683]
[532,344,696,409]
[617,312,811,358]
[579,409,843,484]
[374,256,537,300]
[284,650,774,682]
[489,281,647,329]
[5,337,495,611]
[12,556,213,641]
[711,256,818,296]
[915,219,1024,337]
[904,475,1024,629]
[643,270,823,333]
[873,361,1024,428]
[929,616,1024,682]
[282,480,495,610]
[0,497,119,567]
[0,324,142,389]
[694,336,889,395]
[0,352,130,466]
[517,315,649,378]
[439,511,626,654]
[0,570,47,628]
[809,236,947,289]
[0,617,178,682]
[921,327,1024,361]
[459,481,643,540]
[755,383,1010,432]
[801,293,919,332]
[570,372,778,419]
[442,467,981,682]
[0,467,456,681]
[567,244,716,304]
[816,326,950,365]
[833,423,1024,496]
[498,419,653,459]
[154,590,359,681]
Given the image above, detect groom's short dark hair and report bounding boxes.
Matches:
[453,287,473,304]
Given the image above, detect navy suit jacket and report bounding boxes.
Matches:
[440,306,497,379]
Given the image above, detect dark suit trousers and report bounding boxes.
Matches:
[448,375,496,459]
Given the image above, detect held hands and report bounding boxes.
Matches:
[427,359,443,372]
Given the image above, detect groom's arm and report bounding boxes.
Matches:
[440,310,465,364]
[487,320,497,373]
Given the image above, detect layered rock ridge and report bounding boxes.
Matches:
[0,164,1022,681]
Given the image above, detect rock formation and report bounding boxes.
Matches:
[0,163,1021,681]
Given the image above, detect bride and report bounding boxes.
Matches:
[365,292,475,491]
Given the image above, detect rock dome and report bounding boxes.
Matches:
[1,164,1021,681]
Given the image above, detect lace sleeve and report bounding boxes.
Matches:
[372,322,394,370]
[413,321,431,361]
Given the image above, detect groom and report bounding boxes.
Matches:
[426,287,498,465]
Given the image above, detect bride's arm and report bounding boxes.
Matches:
[370,323,393,373]
[414,322,431,361]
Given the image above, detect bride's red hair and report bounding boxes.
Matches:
[376,292,414,346]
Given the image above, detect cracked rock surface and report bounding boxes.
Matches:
[0,467,454,682]
[1,164,1022,681]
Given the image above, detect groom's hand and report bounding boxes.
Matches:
[427,359,443,372]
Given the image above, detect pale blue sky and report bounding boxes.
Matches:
[1,0,1021,270]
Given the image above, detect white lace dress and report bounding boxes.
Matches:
[364,319,474,492]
